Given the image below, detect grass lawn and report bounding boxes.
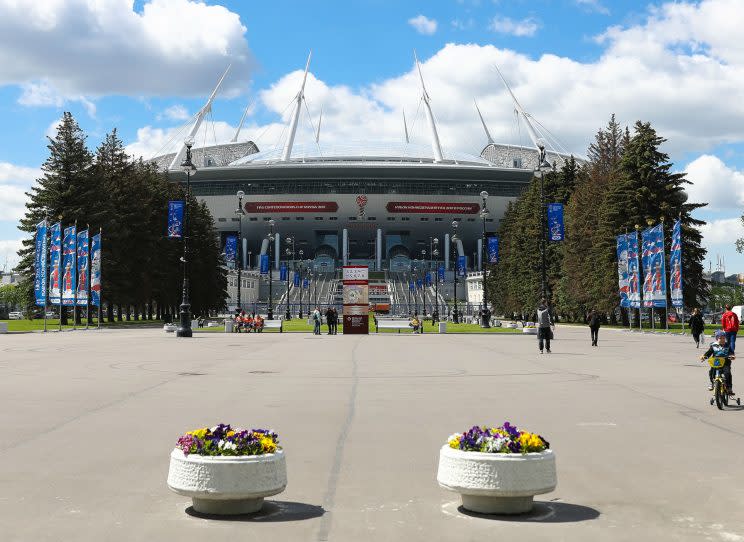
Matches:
[2,318,165,332]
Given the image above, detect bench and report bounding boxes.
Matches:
[375,319,423,334]
[262,320,283,332]
[0,322,7,334]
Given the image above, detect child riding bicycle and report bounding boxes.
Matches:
[700,330,735,395]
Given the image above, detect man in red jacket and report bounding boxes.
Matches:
[721,305,740,353]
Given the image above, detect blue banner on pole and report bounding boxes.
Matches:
[167,200,184,238]
[224,235,237,268]
[409,281,414,291]
[294,273,300,287]
[670,219,683,308]
[438,265,445,281]
[61,225,76,306]
[616,234,630,308]
[280,264,288,281]
[259,254,269,274]
[91,233,102,307]
[641,224,667,308]
[416,278,423,289]
[457,255,466,278]
[547,203,564,241]
[303,277,309,289]
[49,222,62,305]
[425,272,432,286]
[34,220,48,306]
[76,230,89,306]
[487,236,499,264]
[627,232,641,309]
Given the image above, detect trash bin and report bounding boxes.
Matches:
[224,318,234,333]
[438,321,447,334]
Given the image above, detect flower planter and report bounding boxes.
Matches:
[522,327,537,335]
[167,448,287,515]
[437,445,556,514]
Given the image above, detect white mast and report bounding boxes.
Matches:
[494,64,544,153]
[414,51,444,163]
[231,101,252,143]
[474,100,494,144]
[403,109,410,144]
[169,64,231,170]
[315,106,323,144]
[281,51,312,162]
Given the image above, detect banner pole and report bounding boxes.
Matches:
[58,221,62,333]
[98,227,102,330]
[42,217,48,333]
[86,224,90,330]
[72,221,77,331]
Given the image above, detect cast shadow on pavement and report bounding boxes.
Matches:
[457,501,600,523]
[185,500,325,522]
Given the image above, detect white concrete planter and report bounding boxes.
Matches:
[522,327,537,335]
[437,445,556,514]
[163,324,177,333]
[167,448,287,515]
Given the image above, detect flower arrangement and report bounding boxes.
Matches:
[176,424,279,456]
[447,422,549,454]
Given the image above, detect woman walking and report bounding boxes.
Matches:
[588,309,601,347]
[689,308,705,348]
[536,299,554,354]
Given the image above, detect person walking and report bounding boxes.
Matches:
[689,308,705,348]
[536,299,554,354]
[312,307,322,335]
[587,309,601,347]
[325,307,334,335]
[721,304,739,353]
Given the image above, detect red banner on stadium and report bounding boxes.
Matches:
[385,202,480,214]
[245,201,339,213]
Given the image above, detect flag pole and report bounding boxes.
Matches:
[58,219,63,333]
[85,224,90,330]
[43,216,48,333]
[661,217,669,333]
[98,227,102,330]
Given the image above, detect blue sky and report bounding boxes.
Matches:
[1,0,743,275]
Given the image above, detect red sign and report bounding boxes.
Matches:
[245,201,338,213]
[385,202,480,214]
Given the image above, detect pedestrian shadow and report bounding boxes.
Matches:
[456,501,599,523]
[185,500,324,522]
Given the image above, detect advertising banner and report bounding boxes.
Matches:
[385,202,480,214]
[342,265,369,334]
[294,272,300,287]
[438,265,445,281]
[670,219,683,308]
[416,278,423,289]
[224,235,237,268]
[616,234,630,308]
[34,220,48,306]
[425,272,432,286]
[49,222,62,305]
[641,225,667,308]
[457,255,466,278]
[245,201,338,213]
[547,203,565,241]
[61,225,76,306]
[409,281,414,291]
[303,277,310,289]
[487,236,499,264]
[91,233,102,306]
[76,230,89,306]
[259,254,269,274]
[280,264,288,281]
[627,232,641,309]
[167,201,184,238]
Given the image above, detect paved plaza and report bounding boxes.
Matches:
[1,326,744,541]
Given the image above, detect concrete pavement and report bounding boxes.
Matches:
[1,326,743,541]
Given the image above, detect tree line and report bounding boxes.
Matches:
[16,112,227,322]
[487,116,708,324]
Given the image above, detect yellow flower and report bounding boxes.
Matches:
[518,432,545,452]
[226,430,235,438]
[188,428,208,439]
[260,436,277,453]
[448,435,461,449]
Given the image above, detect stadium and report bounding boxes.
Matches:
[153,57,580,315]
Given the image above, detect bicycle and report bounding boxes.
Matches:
[706,356,740,410]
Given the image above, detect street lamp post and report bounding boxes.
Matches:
[421,249,427,315]
[298,249,304,318]
[176,138,196,338]
[451,220,460,324]
[235,190,245,314]
[535,144,552,302]
[267,219,275,320]
[285,237,296,320]
[432,238,439,324]
[480,190,491,328]
[247,251,252,270]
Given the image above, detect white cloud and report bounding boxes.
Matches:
[0,239,24,271]
[684,155,744,210]
[159,105,191,122]
[488,16,539,37]
[408,15,438,35]
[575,0,610,15]
[0,162,40,229]
[700,218,744,246]
[0,0,252,106]
[0,162,40,185]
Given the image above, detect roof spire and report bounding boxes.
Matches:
[414,51,444,163]
[231,100,252,143]
[494,64,545,156]
[281,51,312,162]
[403,108,410,144]
[169,64,231,170]
[474,100,494,144]
[315,106,322,144]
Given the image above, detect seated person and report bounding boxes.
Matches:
[701,330,735,395]
[410,314,421,332]
[234,311,245,333]
[255,315,264,332]
[244,314,254,332]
